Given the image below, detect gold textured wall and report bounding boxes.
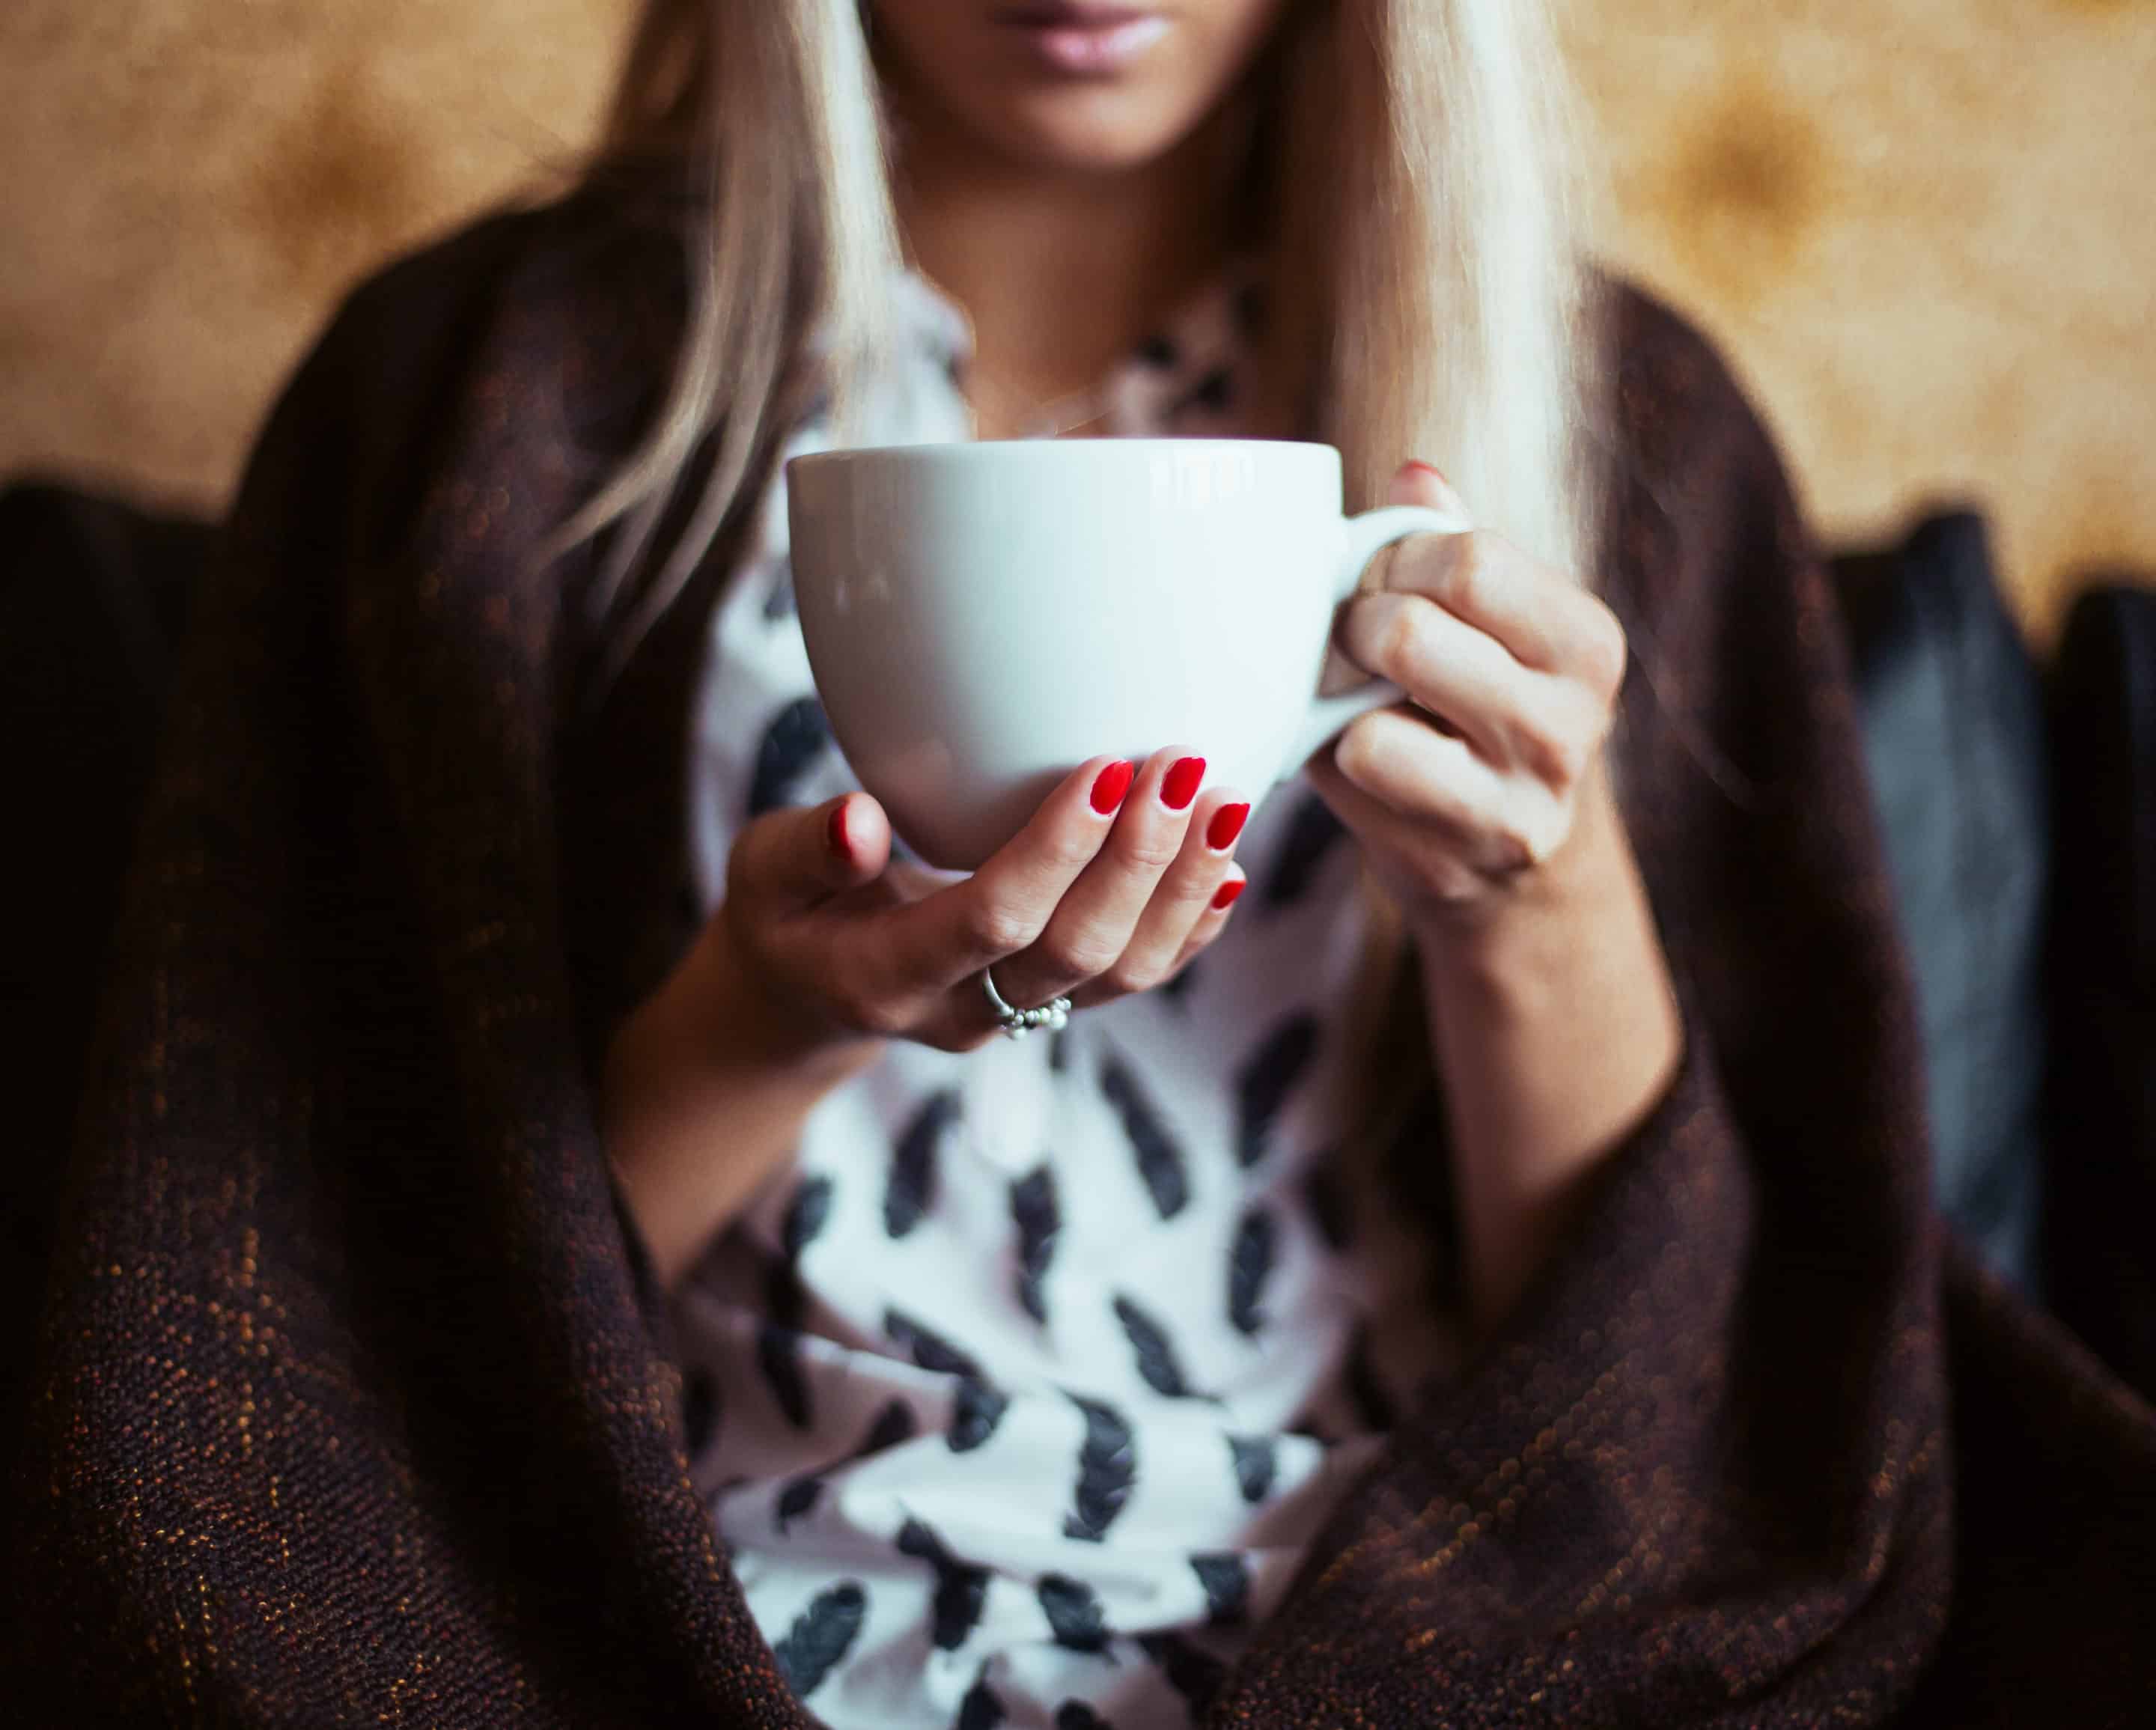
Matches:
[0,0,627,508]
[3,0,2152,635]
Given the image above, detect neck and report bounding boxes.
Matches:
[888,100,1246,436]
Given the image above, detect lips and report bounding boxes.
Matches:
[996,2,1172,76]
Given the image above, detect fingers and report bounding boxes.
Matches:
[1067,786,1249,1006]
[728,793,891,910]
[1129,862,1248,1004]
[1380,463,1625,690]
[1387,457,1470,522]
[992,748,1209,1009]
[1165,866,1248,973]
[1324,707,1569,871]
[1339,591,1600,785]
[881,755,1134,995]
[1330,709,1498,832]
[757,752,1253,1051]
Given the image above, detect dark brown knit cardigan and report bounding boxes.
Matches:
[7,192,2155,1726]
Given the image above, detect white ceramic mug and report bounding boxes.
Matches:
[786,439,1465,870]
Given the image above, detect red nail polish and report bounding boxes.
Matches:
[1205,802,1251,852]
[1212,877,1246,911]
[1404,460,1449,485]
[1091,760,1136,814]
[827,800,853,862]
[1162,756,1206,811]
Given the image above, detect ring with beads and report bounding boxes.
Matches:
[981,967,1072,1041]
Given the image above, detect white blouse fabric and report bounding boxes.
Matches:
[676,271,1454,1730]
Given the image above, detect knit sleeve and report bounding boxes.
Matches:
[5,202,799,1727]
[1211,288,1958,1725]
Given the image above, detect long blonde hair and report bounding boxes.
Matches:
[569,0,1598,668]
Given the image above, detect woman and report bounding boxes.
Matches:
[595,4,1665,1723]
[9,1,2153,1726]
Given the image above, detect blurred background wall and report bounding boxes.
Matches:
[1,0,2150,636]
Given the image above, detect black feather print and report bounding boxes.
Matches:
[887,1089,959,1239]
[1138,1632,1225,1715]
[1227,1207,1277,1337]
[681,1366,720,1457]
[956,1670,1007,1730]
[1037,1574,1113,1655]
[773,1474,822,1534]
[1259,792,1348,908]
[1226,1433,1276,1504]
[1099,1051,1190,1220]
[949,1374,1010,1454]
[882,1308,1010,1451]
[762,1174,832,1381]
[1055,1705,1113,1730]
[1234,1013,1320,1169]
[859,1397,919,1455]
[1301,1162,1355,1253]
[1009,1165,1061,1325]
[1136,332,1181,368]
[1343,1321,1398,1434]
[896,1516,990,1652]
[770,1580,867,1699]
[757,1320,813,1430]
[748,694,834,818]
[782,1172,835,1261]
[773,1397,916,1538]
[1113,1294,1202,1400]
[763,555,796,621]
[884,1306,987,1380]
[1170,367,1236,418]
[1064,1394,1137,1542]
[1190,1553,1251,1627]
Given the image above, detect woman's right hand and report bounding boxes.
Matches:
[606,749,1252,1287]
[722,748,1252,1057]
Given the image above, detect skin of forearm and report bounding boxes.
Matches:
[603,919,883,1290]
[1410,773,1684,1333]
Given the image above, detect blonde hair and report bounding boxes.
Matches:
[572,0,1598,671]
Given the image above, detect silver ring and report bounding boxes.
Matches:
[981,967,1072,1041]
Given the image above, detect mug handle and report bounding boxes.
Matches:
[1281,503,1470,772]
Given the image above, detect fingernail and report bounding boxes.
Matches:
[1403,460,1449,485]
[1091,760,1136,814]
[1212,877,1246,912]
[1162,756,1207,811]
[827,799,854,863]
[1205,802,1250,852]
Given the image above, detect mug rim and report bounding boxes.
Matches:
[788,436,1343,475]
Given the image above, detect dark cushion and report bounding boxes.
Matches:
[1830,511,2050,1288]
[2043,582,2156,1401]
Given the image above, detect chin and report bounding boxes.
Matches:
[972,86,1207,174]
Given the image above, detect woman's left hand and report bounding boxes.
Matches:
[1312,460,1630,932]
[1316,461,1678,1331]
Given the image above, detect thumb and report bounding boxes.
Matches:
[731,793,892,910]
[1387,458,1470,521]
